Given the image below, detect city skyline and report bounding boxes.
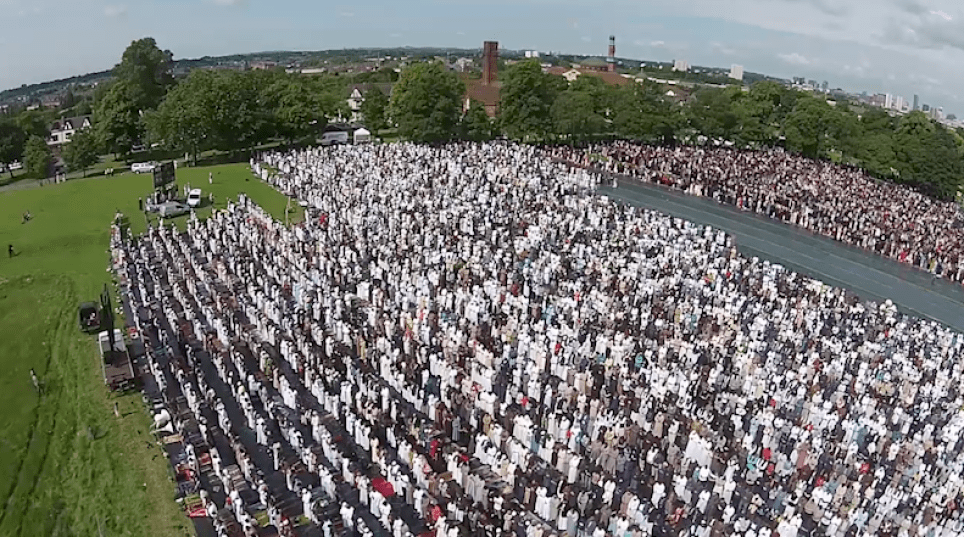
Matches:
[0,0,961,114]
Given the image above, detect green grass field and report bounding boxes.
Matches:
[0,162,300,537]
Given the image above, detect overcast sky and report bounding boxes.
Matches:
[1,0,962,114]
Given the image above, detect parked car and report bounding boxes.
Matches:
[320,131,349,146]
[157,201,190,218]
[187,188,202,208]
[131,162,157,174]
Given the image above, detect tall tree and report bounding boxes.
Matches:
[460,101,495,142]
[62,129,99,177]
[685,87,741,142]
[612,81,680,144]
[23,136,51,179]
[552,90,606,144]
[0,120,27,177]
[263,73,328,145]
[93,80,143,159]
[389,62,464,144]
[360,87,389,135]
[783,96,833,159]
[147,70,218,164]
[114,37,175,111]
[15,109,50,139]
[499,60,565,142]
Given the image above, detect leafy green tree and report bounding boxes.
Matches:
[460,100,495,142]
[0,120,27,177]
[262,73,329,144]
[311,74,353,121]
[389,62,465,143]
[61,90,77,110]
[552,90,606,144]
[93,81,144,158]
[113,37,175,111]
[62,129,99,177]
[360,87,389,135]
[685,87,741,142]
[499,60,565,142]
[612,82,680,143]
[783,96,833,159]
[23,135,51,179]
[15,110,50,139]
[147,70,218,164]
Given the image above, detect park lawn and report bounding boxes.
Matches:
[0,162,296,537]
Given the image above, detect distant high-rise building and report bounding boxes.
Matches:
[673,60,689,72]
[729,64,744,81]
[482,41,498,86]
[913,94,919,111]
[808,79,818,88]
[524,50,540,58]
[923,104,931,112]
[608,36,616,73]
[821,81,829,92]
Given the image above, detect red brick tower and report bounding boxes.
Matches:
[483,41,499,86]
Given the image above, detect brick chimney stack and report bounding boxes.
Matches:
[483,41,499,86]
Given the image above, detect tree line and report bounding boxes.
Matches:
[1,41,963,200]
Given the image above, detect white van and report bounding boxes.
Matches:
[320,131,349,146]
[131,162,157,174]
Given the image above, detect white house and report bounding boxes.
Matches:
[346,84,393,124]
[48,116,92,147]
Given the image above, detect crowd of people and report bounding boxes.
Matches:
[544,143,964,284]
[119,142,964,537]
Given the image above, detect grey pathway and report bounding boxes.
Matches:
[598,179,964,332]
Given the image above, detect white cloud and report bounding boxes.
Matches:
[710,42,735,55]
[650,40,665,47]
[930,10,953,21]
[389,33,401,38]
[581,36,591,42]
[778,52,811,65]
[104,4,127,18]
[212,0,245,6]
[339,11,354,17]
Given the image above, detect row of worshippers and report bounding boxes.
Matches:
[120,141,964,537]
[252,142,956,536]
[544,142,964,284]
[122,222,402,537]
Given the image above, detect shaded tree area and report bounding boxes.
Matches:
[388,62,464,144]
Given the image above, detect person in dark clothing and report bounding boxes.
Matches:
[8,244,13,258]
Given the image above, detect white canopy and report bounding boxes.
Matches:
[354,128,372,144]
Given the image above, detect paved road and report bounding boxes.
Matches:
[598,179,964,332]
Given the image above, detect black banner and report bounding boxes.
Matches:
[152,161,176,188]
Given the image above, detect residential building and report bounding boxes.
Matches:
[346,84,393,124]
[578,57,610,72]
[48,116,92,147]
[463,79,501,118]
[729,64,744,81]
[524,50,540,58]
[249,61,278,70]
[673,60,689,72]
[543,66,632,87]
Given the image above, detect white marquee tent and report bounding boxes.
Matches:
[353,128,371,144]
